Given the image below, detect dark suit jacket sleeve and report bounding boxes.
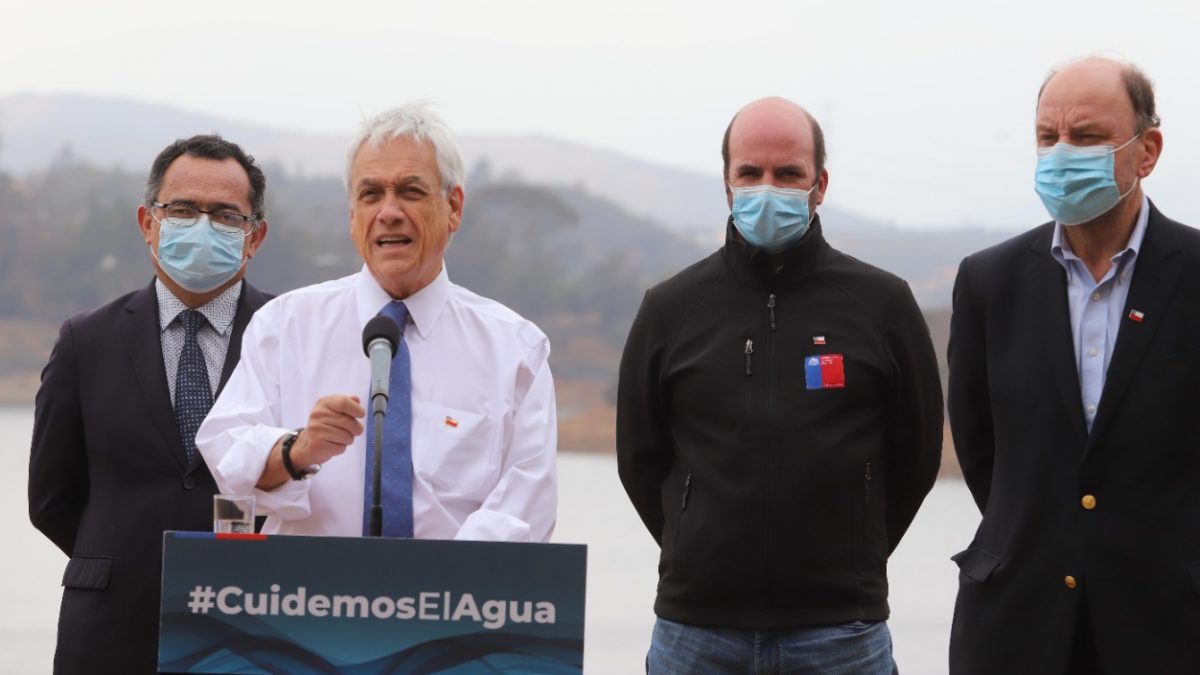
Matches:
[28,318,88,556]
[948,257,994,512]
[883,279,944,552]
[616,288,674,545]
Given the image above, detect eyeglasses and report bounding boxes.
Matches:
[151,201,257,237]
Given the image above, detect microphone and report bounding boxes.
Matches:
[362,315,400,538]
[362,316,401,416]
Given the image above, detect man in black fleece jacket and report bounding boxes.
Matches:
[617,97,943,674]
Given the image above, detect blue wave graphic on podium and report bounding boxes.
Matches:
[160,613,583,674]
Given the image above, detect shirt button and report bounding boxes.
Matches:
[1087,347,1099,358]
[1086,404,1097,415]
[1064,575,1078,589]
[183,476,196,490]
[1081,494,1097,510]
[1092,292,1102,301]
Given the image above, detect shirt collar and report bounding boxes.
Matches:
[1051,193,1150,271]
[155,278,242,336]
[355,264,450,340]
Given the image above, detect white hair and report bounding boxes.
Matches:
[344,101,465,194]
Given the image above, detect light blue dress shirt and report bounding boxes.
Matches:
[1050,194,1150,432]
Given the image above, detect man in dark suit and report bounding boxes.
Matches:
[28,135,272,673]
[949,57,1200,674]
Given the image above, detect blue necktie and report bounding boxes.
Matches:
[363,301,414,538]
[174,309,213,463]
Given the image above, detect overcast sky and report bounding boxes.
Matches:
[3,0,1198,230]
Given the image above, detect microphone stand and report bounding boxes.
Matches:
[362,315,400,539]
[369,396,385,538]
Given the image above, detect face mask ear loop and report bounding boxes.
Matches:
[1116,176,1140,203]
[1112,131,1143,154]
[149,211,163,266]
[1113,131,1144,202]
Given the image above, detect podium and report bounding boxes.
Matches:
[158,532,586,674]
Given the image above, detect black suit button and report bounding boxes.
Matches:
[183,476,196,490]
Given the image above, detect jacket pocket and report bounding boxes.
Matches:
[668,472,693,572]
[951,547,1001,583]
[857,462,872,575]
[739,338,754,436]
[62,555,112,590]
[673,472,692,548]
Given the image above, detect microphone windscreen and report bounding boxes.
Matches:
[362,315,401,356]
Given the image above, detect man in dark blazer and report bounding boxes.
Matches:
[28,135,272,673]
[949,57,1200,674]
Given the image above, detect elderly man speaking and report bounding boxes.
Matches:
[198,103,557,542]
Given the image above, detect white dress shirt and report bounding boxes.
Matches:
[196,265,557,542]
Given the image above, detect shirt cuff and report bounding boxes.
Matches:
[215,424,313,520]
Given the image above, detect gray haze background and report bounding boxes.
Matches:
[2,0,1199,231]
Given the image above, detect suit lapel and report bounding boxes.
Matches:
[120,281,188,470]
[1086,207,1183,453]
[1025,228,1089,446]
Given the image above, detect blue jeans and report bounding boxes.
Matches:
[647,617,898,675]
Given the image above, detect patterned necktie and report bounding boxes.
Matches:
[174,309,213,463]
[363,301,414,538]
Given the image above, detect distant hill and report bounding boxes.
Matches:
[0,93,349,178]
[0,92,1013,307]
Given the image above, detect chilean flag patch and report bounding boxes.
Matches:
[1128,309,1144,323]
[805,354,846,389]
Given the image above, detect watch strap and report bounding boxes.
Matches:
[281,429,316,480]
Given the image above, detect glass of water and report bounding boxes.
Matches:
[213,494,255,534]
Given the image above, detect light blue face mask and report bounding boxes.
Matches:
[730,184,815,252]
[1034,135,1140,226]
[153,215,248,293]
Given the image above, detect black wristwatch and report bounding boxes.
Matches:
[281,429,319,480]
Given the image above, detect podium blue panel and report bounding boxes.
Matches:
[159,532,586,674]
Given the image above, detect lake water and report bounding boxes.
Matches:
[1,406,979,674]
